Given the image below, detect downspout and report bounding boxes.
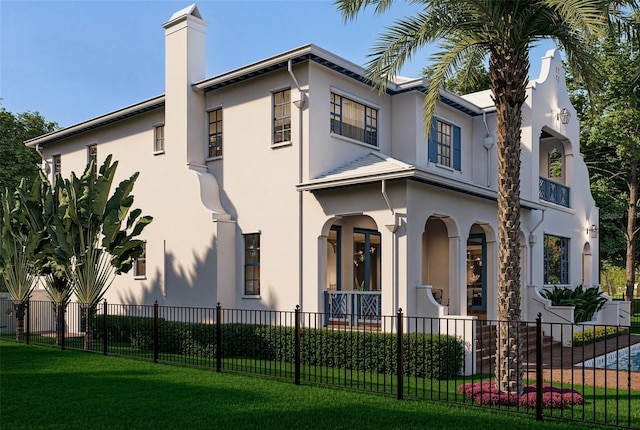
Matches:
[35,144,51,174]
[289,59,306,311]
[381,179,394,215]
[528,210,546,286]
[482,111,495,187]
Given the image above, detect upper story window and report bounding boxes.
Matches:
[273,89,291,144]
[134,242,146,278]
[154,125,165,153]
[87,144,97,166]
[244,233,260,296]
[208,108,223,158]
[52,154,61,179]
[330,92,378,146]
[428,119,461,170]
[544,234,569,285]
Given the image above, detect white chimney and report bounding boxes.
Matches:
[162,4,207,165]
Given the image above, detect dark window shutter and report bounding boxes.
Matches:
[453,125,461,170]
[428,118,437,163]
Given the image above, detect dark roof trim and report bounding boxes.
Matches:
[25,96,165,148]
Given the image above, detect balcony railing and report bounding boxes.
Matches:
[324,290,381,327]
[539,177,570,207]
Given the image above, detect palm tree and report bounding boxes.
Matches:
[0,181,40,341]
[336,0,629,394]
[55,156,152,351]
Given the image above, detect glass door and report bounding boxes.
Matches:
[353,229,381,291]
[466,234,486,311]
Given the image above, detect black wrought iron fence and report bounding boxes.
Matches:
[1,298,639,429]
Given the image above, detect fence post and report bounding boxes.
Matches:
[25,301,30,345]
[103,300,108,356]
[397,308,404,400]
[216,302,222,372]
[536,313,543,422]
[153,301,159,364]
[295,305,301,385]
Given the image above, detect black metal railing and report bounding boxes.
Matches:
[1,299,639,429]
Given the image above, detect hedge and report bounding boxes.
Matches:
[573,326,624,346]
[94,315,464,379]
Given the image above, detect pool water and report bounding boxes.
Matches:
[578,343,640,372]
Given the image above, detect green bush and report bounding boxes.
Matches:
[94,315,465,379]
[540,285,608,323]
[573,326,623,346]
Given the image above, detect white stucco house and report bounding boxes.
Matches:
[26,4,627,334]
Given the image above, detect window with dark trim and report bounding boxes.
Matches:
[330,92,378,146]
[273,89,291,144]
[53,155,61,180]
[544,234,569,284]
[208,108,223,158]
[87,144,97,166]
[428,119,461,170]
[244,233,260,295]
[154,125,165,152]
[134,242,146,278]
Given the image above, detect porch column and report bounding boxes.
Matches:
[485,237,497,320]
[317,234,328,313]
[449,235,464,315]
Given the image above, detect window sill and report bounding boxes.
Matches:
[434,163,455,172]
[206,156,222,162]
[242,295,261,299]
[134,276,147,280]
[153,150,165,156]
[271,141,292,149]
[330,132,379,150]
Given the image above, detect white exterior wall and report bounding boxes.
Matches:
[27,6,602,326]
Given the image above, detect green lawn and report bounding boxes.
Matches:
[0,341,619,430]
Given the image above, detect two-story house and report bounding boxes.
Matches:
[26,4,615,332]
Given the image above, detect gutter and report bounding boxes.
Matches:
[35,144,51,174]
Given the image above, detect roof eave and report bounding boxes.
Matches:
[25,95,165,148]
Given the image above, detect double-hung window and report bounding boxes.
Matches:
[154,125,165,153]
[208,108,223,158]
[87,144,97,166]
[134,242,146,278]
[428,119,461,170]
[273,89,291,144]
[544,234,569,284]
[52,155,61,181]
[244,233,260,295]
[330,92,378,146]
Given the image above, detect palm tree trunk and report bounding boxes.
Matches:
[83,304,95,351]
[14,303,25,342]
[55,302,66,347]
[489,48,529,395]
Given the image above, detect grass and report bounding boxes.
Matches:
[0,341,623,430]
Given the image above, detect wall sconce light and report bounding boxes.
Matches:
[586,224,598,238]
[557,108,571,124]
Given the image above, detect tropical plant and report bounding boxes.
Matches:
[336,0,633,394]
[0,180,40,341]
[13,170,72,346]
[540,284,608,323]
[53,155,152,350]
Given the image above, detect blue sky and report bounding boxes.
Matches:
[1,0,556,128]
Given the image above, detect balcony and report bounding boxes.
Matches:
[324,291,381,328]
[539,177,570,207]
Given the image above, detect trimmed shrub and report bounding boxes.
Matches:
[93,315,465,378]
[573,326,622,346]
